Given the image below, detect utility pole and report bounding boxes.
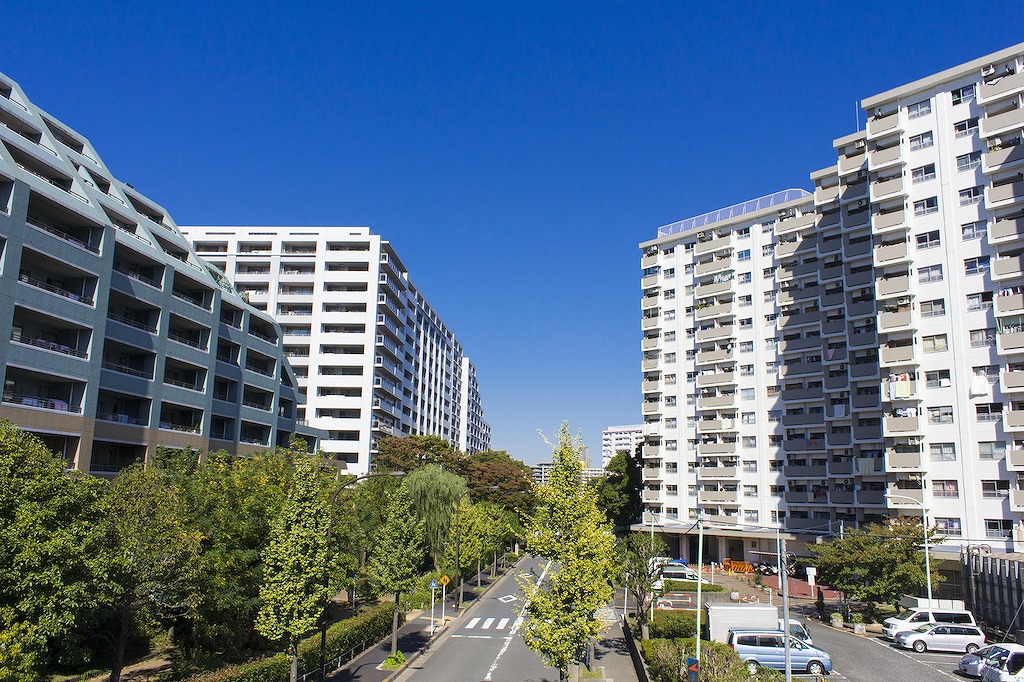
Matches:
[695,514,704,682]
[781,536,792,682]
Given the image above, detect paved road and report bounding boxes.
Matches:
[397,555,558,682]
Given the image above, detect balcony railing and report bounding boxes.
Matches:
[18,273,93,305]
[25,215,98,252]
[106,311,156,333]
[101,360,151,378]
[11,330,87,358]
[2,393,80,412]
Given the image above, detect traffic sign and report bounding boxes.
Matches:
[438,575,450,586]
[429,579,438,590]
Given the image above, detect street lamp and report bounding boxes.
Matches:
[320,469,404,682]
[764,496,791,682]
[885,491,933,608]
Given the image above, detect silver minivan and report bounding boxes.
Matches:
[728,629,833,676]
[882,607,976,640]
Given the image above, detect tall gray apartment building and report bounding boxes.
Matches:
[640,43,1024,564]
[0,71,320,472]
[181,226,491,474]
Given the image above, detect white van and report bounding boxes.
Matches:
[981,644,1024,681]
[882,607,976,640]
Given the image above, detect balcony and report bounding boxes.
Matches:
[879,310,913,331]
[642,274,658,289]
[869,145,902,169]
[988,181,1024,209]
[775,237,817,258]
[642,316,660,331]
[1012,489,1024,511]
[642,253,658,269]
[782,412,822,426]
[992,217,1024,242]
[776,212,815,233]
[815,184,840,205]
[847,300,875,318]
[1003,371,1024,393]
[822,319,845,336]
[983,145,1024,174]
[1000,331,1024,353]
[699,490,739,504]
[867,112,900,138]
[781,386,824,402]
[858,490,886,505]
[844,239,871,258]
[875,240,909,265]
[642,444,660,456]
[1010,449,1024,469]
[642,401,661,416]
[853,422,882,439]
[981,107,1024,137]
[842,180,868,202]
[695,280,734,297]
[642,336,659,351]
[785,465,827,478]
[852,392,880,409]
[887,450,922,469]
[831,490,855,504]
[830,460,854,475]
[779,337,822,354]
[778,311,821,328]
[871,176,905,201]
[886,487,923,506]
[821,291,844,309]
[642,379,660,392]
[643,466,662,479]
[874,209,907,232]
[877,274,910,298]
[695,302,733,320]
[698,466,737,479]
[695,348,733,364]
[695,235,731,256]
[785,491,813,504]
[781,361,822,378]
[695,258,732,277]
[885,416,920,433]
[642,489,662,502]
[697,371,735,386]
[697,418,735,432]
[1006,410,1024,430]
[784,438,826,452]
[994,254,1024,279]
[998,293,1024,315]
[695,325,734,342]
[699,441,737,455]
[882,380,917,401]
[979,71,1024,103]
[642,357,660,371]
[839,150,867,175]
[778,261,819,281]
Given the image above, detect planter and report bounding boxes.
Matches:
[853,623,866,635]
[830,613,843,628]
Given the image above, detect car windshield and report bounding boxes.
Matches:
[892,608,919,620]
[913,623,939,633]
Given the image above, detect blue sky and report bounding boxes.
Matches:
[3,2,1022,464]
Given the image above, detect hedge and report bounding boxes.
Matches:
[640,638,783,682]
[189,602,396,682]
[661,579,726,593]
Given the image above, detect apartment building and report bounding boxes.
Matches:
[531,460,606,487]
[640,42,1024,562]
[0,72,319,473]
[182,226,490,473]
[601,424,643,467]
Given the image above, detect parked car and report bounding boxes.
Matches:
[960,646,1007,678]
[981,644,1024,681]
[882,607,976,640]
[779,618,812,645]
[893,623,985,653]
[727,629,832,676]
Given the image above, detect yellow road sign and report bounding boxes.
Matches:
[438,575,450,586]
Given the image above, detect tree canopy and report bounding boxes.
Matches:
[405,464,465,570]
[590,449,642,529]
[617,531,669,638]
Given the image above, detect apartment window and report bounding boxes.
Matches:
[740,341,753,352]
[665,310,676,321]
[977,403,1003,422]
[909,131,934,151]
[738,272,752,284]
[979,441,1007,460]
[739,318,753,329]
[742,436,757,448]
[965,255,992,274]
[985,519,1013,538]
[762,244,775,257]
[765,338,777,350]
[967,291,993,310]
[922,334,948,353]
[741,388,755,400]
[970,327,996,347]
[916,230,941,249]
[934,517,962,537]
[744,510,759,523]
[685,371,695,383]
[665,353,677,364]
[957,152,982,172]
[763,267,773,280]
[982,480,1010,498]
[765,313,778,323]
[768,410,782,422]
[914,197,939,216]
[741,412,756,424]
[959,186,984,206]
[739,294,752,307]
[975,365,999,381]
[765,361,778,374]
[933,480,959,498]
[762,221,775,233]
[764,290,776,303]
[954,117,979,138]
[664,289,676,300]
[687,485,698,497]
[684,263,694,274]
[928,406,954,424]
[743,485,758,497]
[740,364,754,376]
[736,227,750,238]
[664,268,675,279]
[920,299,945,317]
[664,396,677,407]
[912,164,936,183]
[766,386,780,398]
[907,99,932,119]
[930,443,956,461]
[962,221,987,240]
[952,84,976,105]
[686,394,696,405]
[743,460,758,473]
[665,331,676,342]
[665,485,678,496]
[684,242,695,252]
[919,264,943,283]
[768,435,783,446]
[925,370,951,388]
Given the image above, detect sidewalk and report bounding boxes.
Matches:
[588,609,640,682]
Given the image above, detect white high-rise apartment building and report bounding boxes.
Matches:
[601,424,643,467]
[182,226,490,473]
[640,42,1024,565]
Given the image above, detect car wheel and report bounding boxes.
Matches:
[966,643,980,654]
[807,661,825,675]
[747,660,758,676]
[913,640,927,653]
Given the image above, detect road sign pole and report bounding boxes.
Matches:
[441,582,447,628]
[429,579,438,636]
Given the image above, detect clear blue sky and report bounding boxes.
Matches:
[3,2,1021,464]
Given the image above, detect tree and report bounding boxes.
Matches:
[368,484,424,655]
[464,450,536,516]
[618,531,669,639]
[590,450,642,529]
[256,457,331,682]
[808,517,944,610]
[519,424,616,680]
[405,465,465,571]
[373,435,466,474]
[0,421,112,677]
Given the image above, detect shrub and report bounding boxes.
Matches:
[639,638,783,682]
[662,579,726,593]
[381,651,405,669]
[650,611,700,640]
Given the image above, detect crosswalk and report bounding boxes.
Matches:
[465,617,511,631]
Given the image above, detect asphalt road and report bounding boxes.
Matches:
[396,555,558,682]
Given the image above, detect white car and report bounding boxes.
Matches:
[894,623,985,653]
[981,644,1024,681]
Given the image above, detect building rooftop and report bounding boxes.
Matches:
[656,188,811,238]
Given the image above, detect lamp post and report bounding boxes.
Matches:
[320,470,404,682]
[885,492,933,608]
[764,496,791,682]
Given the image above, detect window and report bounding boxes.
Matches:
[684,242,694,252]
[765,313,778,323]
[767,435,782,446]
[979,441,1006,460]
[976,403,1003,422]
[765,338,777,350]
[764,290,776,303]
[914,197,939,215]
[922,334,948,353]
[665,485,678,496]
[957,152,982,171]
[740,364,754,376]
[916,230,941,249]
[959,186,984,206]
[665,331,676,342]
[952,84,976,105]
[763,267,773,280]
[930,443,956,461]
[762,244,775,257]
[970,327,996,347]
[738,272,752,284]
[974,364,999,381]
[919,264,943,283]
[684,263,694,274]
[768,410,782,422]
[736,227,750,239]
[739,318,753,329]
[967,292,993,310]
[687,485,698,497]
[925,370,951,388]
[765,386,780,398]
[742,436,757,448]
[954,117,979,138]
[744,510,759,523]
[664,268,675,279]
[962,221,987,240]
[929,406,954,424]
[983,480,1010,498]
[741,388,755,400]
[912,164,936,183]
[908,99,932,118]
[741,412,756,424]
[985,519,1013,538]
[934,517,962,536]
[909,131,934,151]
[739,294,752,307]
[743,460,758,473]
[933,480,959,498]
[920,299,945,318]
[743,485,757,497]
[765,361,778,374]
[738,249,751,261]
[966,254,991,274]
[739,341,753,352]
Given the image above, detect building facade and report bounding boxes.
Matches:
[640,42,1024,563]
[181,226,490,473]
[0,72,318,473]
[601,424,643,467]
[531,460,606,487]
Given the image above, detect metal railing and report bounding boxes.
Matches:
[18,273,94,305]
[11,330,87,358]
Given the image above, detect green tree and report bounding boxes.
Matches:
[373,435,466,474]
[808,516,944,610]
[368,484,424,655]
[256,457,331,682]
[618,531,669,639]
[0,421,112,678]
[590,450,642,529]
[519,424,616,680]
[405,465,465,571]
[464,450,536,516]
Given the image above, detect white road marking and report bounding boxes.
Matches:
[484,559,552,681]
[497,617,509,629]
[863,636,960,679]
[498,594,517,603]
[466,617,481,629]
[482,618,495,629]
[450,634,494,639]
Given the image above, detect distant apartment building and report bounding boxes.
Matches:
[639,42,1024,563]
[0,72,319,473]
[602,424,643,467]
[532,460,606,487]
[181,226,490,473]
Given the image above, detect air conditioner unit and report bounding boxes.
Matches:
[897,297,911,305]
[839,363,847,370]
[983,64,996,76]
[855,139,866,149]
[855,199,867,208]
